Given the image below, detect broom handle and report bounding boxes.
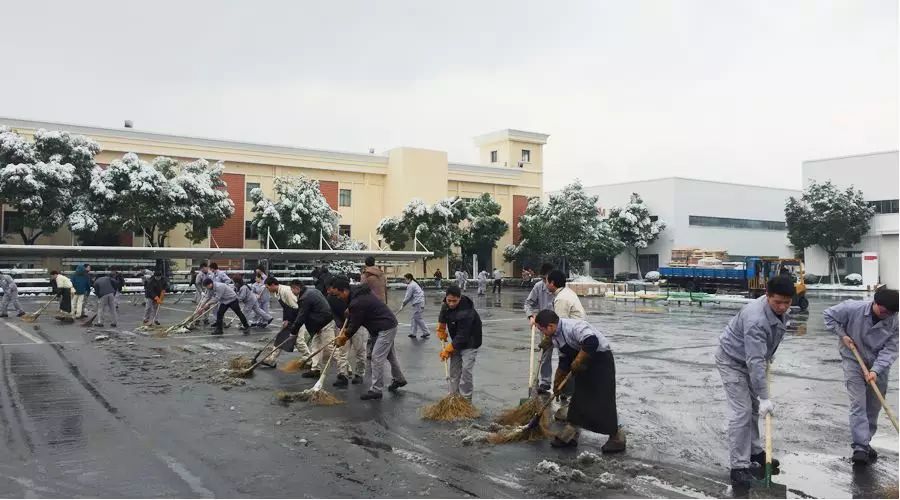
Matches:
[533,371,573,418]
[298,318,348,368]
[764,362,773,485]
[246,336,295,372]
[312,341,340,390]
[527,325,536,390]
[850,343,900,432]
[34,295,59,314]
[441,340,452,393]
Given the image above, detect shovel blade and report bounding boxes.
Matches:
[748,482,787,499]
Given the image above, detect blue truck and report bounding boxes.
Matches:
[658,257,809,311]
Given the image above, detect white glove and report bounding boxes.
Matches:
[758,398,775,417]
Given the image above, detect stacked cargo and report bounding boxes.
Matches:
[669,248,729,267]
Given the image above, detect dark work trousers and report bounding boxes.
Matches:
[215,299,249,329]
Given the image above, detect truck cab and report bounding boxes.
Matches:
[748,258,809,311]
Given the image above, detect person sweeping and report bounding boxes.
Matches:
[264,277,315,371]
[281,283,335,379]
[476,270,489,296]
[437,285,482,401]
[401,274,430,339]
[327,278,366,387]
[71,265,91,320]
[253,265,271,324]
[50,270,74,321]
[824,287,898,466]
[92,272,118,328]
[202,278,251,335]
[546,269,586,422]
[715,276,794,490]
[534,310,625,452]
[236,275,273,328]
[142,270,166,326]
[332,277,407,401]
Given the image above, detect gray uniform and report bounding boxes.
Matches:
[93,276,118,326]
[525,279,556,387]
[824,299,899,453]
[715,296,788,469]
[206,270,233,320]
[402,280,429,337]
[238,284,272,325]
[0,274,24,315]
[477,271,489,295]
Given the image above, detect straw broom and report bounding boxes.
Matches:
[21,296,59,323]
[276,346,343,405]
[494,325,544,426]
[487,372,572,444]
[280,318,348,374]
[229,336,295,378]
[421,340,479,421]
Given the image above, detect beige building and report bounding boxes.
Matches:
[0,117,547,277]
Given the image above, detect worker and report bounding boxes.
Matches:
[288,282,335,379]
[824,287,898,466]
[0,273,25,318]
[361,257,387,303]
[455,269,466,290]
[534,310,626,452]
[71,264,91,320]
[254,265,271,319]
[92,272,118,328]
[236,275,273,328]
[327,277,366,387]
[476,269,489,296]
[194,263,213,305]
[492,268,503,294]
[462,269,469,291]
[206,262,234,325]
[714,276,795,489]
[202,277,250,335]
[142,269,166,326]
[436,285,482,401]
[433,269,443,290]
[401,273,430,339]
[333,277,407,400]
[262,277,314,369]
[521,267,534,288]
[50,270,74,320]
[525,263,557,393]
[545,269,585,421]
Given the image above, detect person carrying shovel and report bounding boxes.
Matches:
[533,310,625,451]
[715,276,794,490]
[824,287,898,466]
[436,285,482,401]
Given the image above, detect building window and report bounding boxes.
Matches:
[638,254,660,273]
[869,199,899,214]
[689,215,786,231]
[246,182,260,201]
[339,189,352,207]
[490,151,498,163]
[521,150,531,163]
[339,225,351,237]
[244,221,259,240]
[2,210,23,236]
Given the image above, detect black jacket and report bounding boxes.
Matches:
[346,284,398,338]
[143,276,166,299]
[439,295,482,350]
[315,270,332,296]
[327,294,349,330]
[290,287,334,336]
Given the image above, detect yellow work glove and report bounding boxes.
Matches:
[439,342,455,362]
[436,323,448,342]
[553,368,568,394]
[335,333,349,347]
[570,350,591,372]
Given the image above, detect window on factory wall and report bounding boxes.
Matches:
[521,150,531,163]
[689,215,786,231]
[339,225,352,238]
[2,210,23,237]
[244,221,259,240]
[869,199,899,214]
[246,182,260,200]
[490,151,498,163]
[339,189,352,207]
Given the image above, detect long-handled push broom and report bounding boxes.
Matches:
[229,336,296,378]
[849,343,899,431]
[421,340,479,421]
[21,296,59,323]
[495,326,544,426]
[488,371,572,444]
[276,345,343,405]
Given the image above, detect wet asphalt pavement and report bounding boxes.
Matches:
[0,289,896,498]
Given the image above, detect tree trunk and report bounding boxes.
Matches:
[423,258,428,277]
[633,247,642,278]
[19,229,42,245]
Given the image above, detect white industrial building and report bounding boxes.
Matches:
[801,151,899,288]
[566,178,800,278]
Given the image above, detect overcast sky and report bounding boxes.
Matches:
[2,0,896,191]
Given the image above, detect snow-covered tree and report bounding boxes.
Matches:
[0,127,100,244]
[326,235,368,277]
[785,180,874,283]
[378,197,467,274]
[174,159,235,245]
[248,176,338,249]
[606,193,666,276]
[458,193,509,272]
[504,181,623,272]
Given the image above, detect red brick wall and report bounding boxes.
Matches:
[210,173,245,248]
[319,180,339,210]
[512,195,528,244]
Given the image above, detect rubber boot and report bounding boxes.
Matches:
[601,426,626,454]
